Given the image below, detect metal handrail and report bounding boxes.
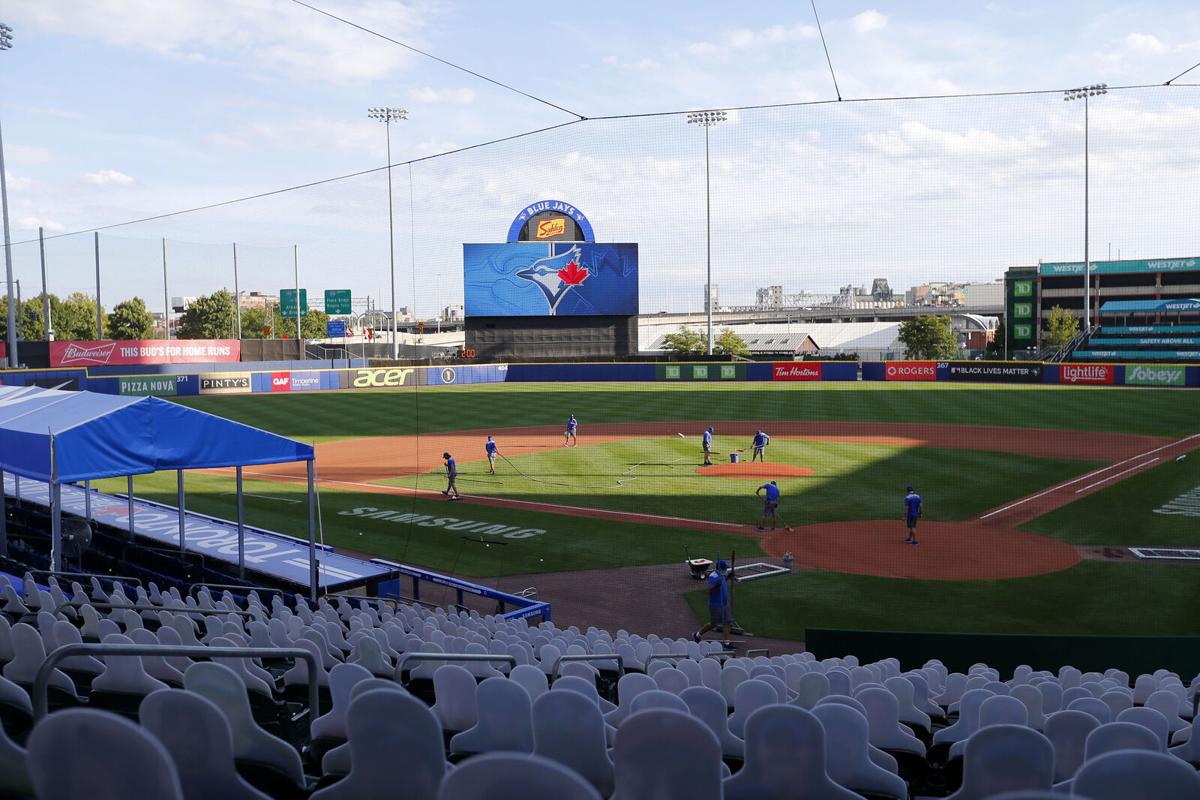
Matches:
[28,570,144,588]
[395,652,517,685]
[325,592,443,613]
[188,582,292,602]
[51,600,261,620]
[745,649,771,658]
[645,652,691,668]
[551,653,626,681]
[34,643,318,721]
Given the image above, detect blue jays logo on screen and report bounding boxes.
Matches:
[463,242,639,317]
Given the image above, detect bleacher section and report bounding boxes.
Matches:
[1074,300,1200,362]
[0,572,1198,799]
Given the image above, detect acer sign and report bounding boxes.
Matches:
[270,372,291,392]
[50,339,240,367]
[772,363,823,381]
[1059,364,1115,385]
[884,361,937,381]
[352,368,416,389]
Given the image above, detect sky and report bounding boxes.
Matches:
[2,0,1200,316]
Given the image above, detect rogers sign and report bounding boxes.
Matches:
[50,339,241,367]
[1059,364,1114,385]
[773,363,823,381]
[885,361,937,381]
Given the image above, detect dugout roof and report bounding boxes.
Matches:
[0,385,313,483]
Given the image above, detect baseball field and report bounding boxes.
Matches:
[94,382,1200,644]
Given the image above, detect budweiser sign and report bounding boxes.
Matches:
[885,361,937,381]
[55,341,117,366]
[1059,364,1114,385]
[773,363,823,381]
[50,339,241,367]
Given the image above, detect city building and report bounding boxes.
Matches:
[704,283,719,313]
[755,285,784,309]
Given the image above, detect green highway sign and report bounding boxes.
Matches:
[280,288,308,318]
[325,289,352,315]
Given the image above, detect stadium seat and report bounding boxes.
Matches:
[949,695,1029,759]
[0,710,31,798]
[615,708,722,800]
[27,708,184,799]
[450,676,534,757]
[725,705,859,800]
[1009,684,1046,729]
[605,672,656,727]
[794,670,832,709]
[1116,706,1171,750]
[680,685,745,760]
[1036,681,1063,714]
[857,686,926,756]
[313,688,448,800]
[4,623,77,701]
[1043,709,1099,782]
[1100,689,1133,719]
[509,663,549,702]
[946,724,1054,800]
[430,664,478,734]
[652,666,690,695]
[182,661,307,798]
[140,689,270,800]
[532,686,613,796]
[309,662,372,761]
[437,752,601,800]
[1146,689,1190,734]
[1170,715,1200,766]
[1073,749,1200,799]
[630,688,690,715]
[1082,721,1163,765]
[728,680,779,738]
[1066,696,1112,724]
[812,702,908,800]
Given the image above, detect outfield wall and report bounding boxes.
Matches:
[4,359,1199,396]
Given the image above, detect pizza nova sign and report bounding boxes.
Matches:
[339,506,545,538]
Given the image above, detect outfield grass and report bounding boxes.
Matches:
[687,560,1200,638]
[94,471,763,578]
[173,382,1200,440]
[1023,453,1200,547]
[387,437,1098,525]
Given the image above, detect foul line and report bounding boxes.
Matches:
[979,433,1200,520]
[220,491,301,505]
[1073,458,1160,494]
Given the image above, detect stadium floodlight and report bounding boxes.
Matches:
[368,107,408,359]
[1,22,15,367]
[1063,84,1108,332]
[686,110,728,354]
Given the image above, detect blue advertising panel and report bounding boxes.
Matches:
[464,242,638,317]
[326,320,347,338]
[290,371,323,391]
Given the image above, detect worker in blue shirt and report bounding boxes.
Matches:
[693,559,732,642]
[485,436,499,475]
[442,452,461,500]
[702,426,715,466]
[751,429,771,463]
[756,480,781,531]
[904,486,922,544]
[563,414,578,447]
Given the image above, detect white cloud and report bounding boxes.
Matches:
[14,106,84,120]
[686,41,723,57]
[83,169,136,186]
[731,23,818,48]
[408,87,477,105]
[1125,32,1168,55]
[862,121,1045,159]
[851,10,888,34]
[5,145,53,165]
[16,216,65,232]
[4,172,33,191]
[11,0,429,84]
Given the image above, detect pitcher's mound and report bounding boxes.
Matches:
[695,463,815,478]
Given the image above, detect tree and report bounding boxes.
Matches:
[662,326,707,355]
[177,290,235,339]
[56,293,103,340]
[1045,305,1080,351]
[713,328,750,357]
[106,297,155,340]
[239,305,267,339]
[897,315,958,360]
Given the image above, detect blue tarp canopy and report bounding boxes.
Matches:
[1099,298,1200,315]
[0,385,313,483]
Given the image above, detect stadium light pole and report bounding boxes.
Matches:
[1,22,17,367]
[368,107,407,360]
[687,110,727,355]
[1064,84,1107,332]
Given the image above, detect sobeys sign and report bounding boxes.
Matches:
[1124,364,1186,387]
[119,376,178,396]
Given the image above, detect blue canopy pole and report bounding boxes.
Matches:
[84,480,91,520]
[236,466,245,579]
[307,459,317,603]
[50,433,62,573]
[0,469,7,557]
[177,470,185,553]
[126,475,135,538]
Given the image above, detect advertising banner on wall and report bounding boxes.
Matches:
[119,376,179,397]
[50,339,240,367]
[1058,364,1115,385]
[464,242,638,316]
[1123,364,1187,387]
[270,372,291,392]
[348,367,421,389]
[884,361,938,381]
[289,371,323,391]
[772,362,824,381]
[199,372,251,394]
[944,362,1043,383]
[658,363,744,381]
